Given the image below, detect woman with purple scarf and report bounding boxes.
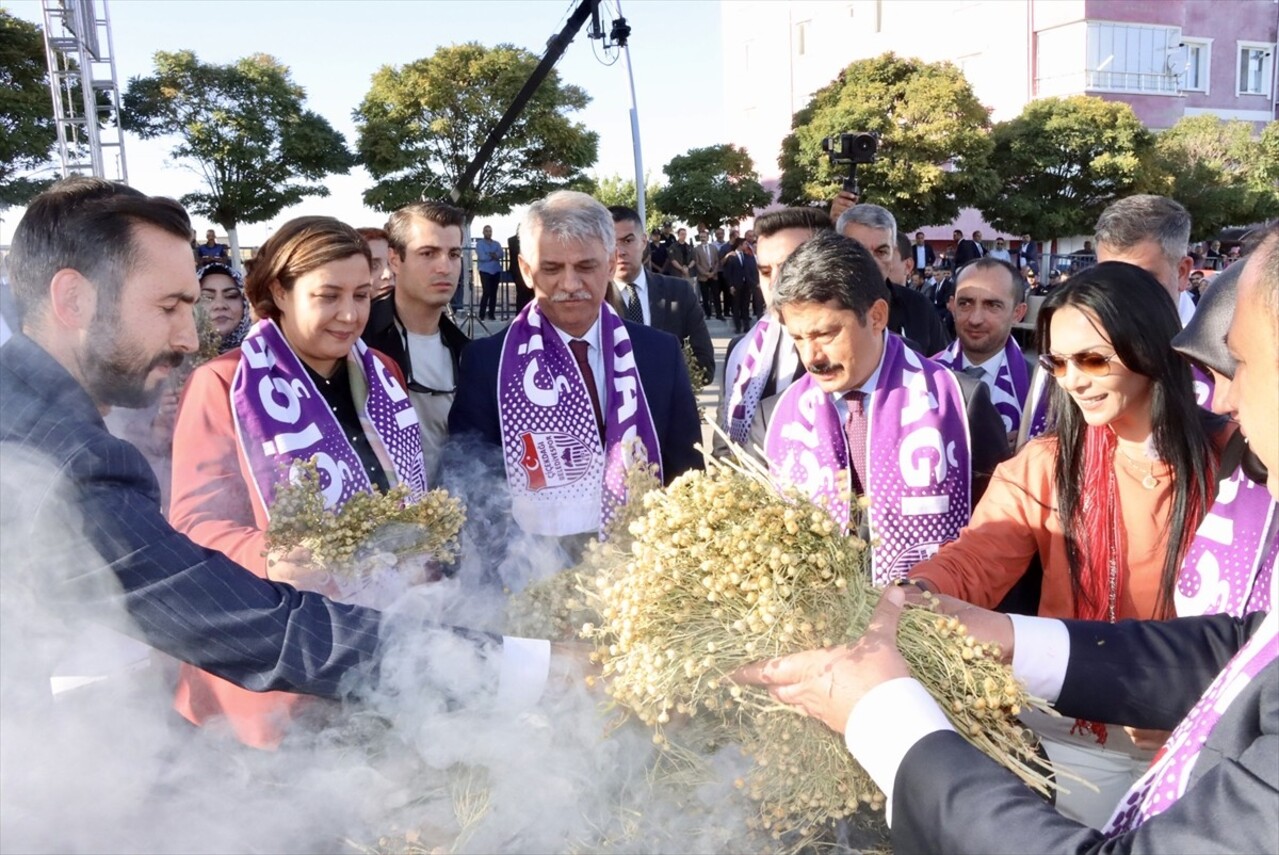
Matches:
[909,262,1234,824]
[168,217,428,749]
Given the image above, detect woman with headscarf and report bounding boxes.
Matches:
[197,261,253,353]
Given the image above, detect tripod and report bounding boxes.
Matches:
[452,279,492,339]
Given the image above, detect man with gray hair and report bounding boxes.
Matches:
[1019,194,1208,446]
[1095,194,1197,326]
[447,190,702,543]
[746,232,1009,582]
[836,203,949,356]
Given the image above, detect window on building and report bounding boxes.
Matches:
[1237,42,1274,96]
[1086,22,1180,94]
[1181,39,1210,92]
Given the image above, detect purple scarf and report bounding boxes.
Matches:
[1105,576,1278,836]
[765,333,972,584]
[498,302,661,538]
[931,336,1030,436]
[231,320,427,513]
[722,313,783,445]
[1176,468,1277,617]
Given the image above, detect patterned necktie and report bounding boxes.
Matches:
[844,390,868,496]
[624,283,645,325]
[568,339,604,438]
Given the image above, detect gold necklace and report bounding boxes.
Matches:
[1117,445,1160,489]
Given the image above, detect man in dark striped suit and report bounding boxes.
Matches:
[0,177,551,708]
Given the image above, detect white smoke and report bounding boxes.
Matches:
[0,437,761,854]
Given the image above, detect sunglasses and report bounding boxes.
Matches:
[1037,351,1119,378]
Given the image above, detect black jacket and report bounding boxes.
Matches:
[643,272,715,378]
[889,280,950,356]
[361,293,470,385]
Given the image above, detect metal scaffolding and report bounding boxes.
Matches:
[40,0,127,182]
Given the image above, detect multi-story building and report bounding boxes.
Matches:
[721,0,1278,240]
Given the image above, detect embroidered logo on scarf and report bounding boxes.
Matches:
[497,302,662,538]
[932,336,1030,436]
[765,333,973,584]
[230,319,427,513]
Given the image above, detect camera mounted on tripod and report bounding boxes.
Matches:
[822,131,879,196]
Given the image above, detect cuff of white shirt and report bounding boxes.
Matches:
[844,677,954,825]
[495,636,551,711]
[1008,614,1070,703]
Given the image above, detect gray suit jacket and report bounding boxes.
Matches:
[644,272,715,379]
[892,612,1277,854]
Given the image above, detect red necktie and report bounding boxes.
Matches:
[844,390,868,495]
[569,339,604,438]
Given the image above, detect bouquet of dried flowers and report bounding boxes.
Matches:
[267,458,466,593]
[571,444,1061,843]
[682,340,710,395]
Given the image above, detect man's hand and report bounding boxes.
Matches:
[829,189,860,221]
[912,588,1015,663]
[1124,726,1172,751]
[733,586,911,735]
[266,546,339,598]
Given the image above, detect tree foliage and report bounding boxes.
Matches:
[777,52,997,231]
[355,42,598,217]
[980,96,1161,239]
[123,50,354,230]
[652,144,770,229]
[1154,116,1279,239]
[0,11,57,208]
[591,172,666,230]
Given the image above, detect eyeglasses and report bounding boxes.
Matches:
[1037,351,1119,378]
[399,329,457,396]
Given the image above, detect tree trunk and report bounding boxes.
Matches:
[460,219,473,310]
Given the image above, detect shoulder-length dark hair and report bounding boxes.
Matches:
[1036,261,1213,619]
[244,216,371,322]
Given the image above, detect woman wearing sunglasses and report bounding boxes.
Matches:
[167,217,430,749]
[908,262,1230,824]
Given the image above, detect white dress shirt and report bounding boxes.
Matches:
[844,614,1070,824]
[617,269,652,325]
[961,347,1008,395]
[551,314,606,404]
[828,332,887,420]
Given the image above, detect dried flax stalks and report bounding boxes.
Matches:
[567,443,1060,842]
[267,458,466,581]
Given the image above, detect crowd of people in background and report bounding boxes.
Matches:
[0,172,1275,853]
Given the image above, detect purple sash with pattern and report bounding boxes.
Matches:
[765,333,972,584]
[1104,576,1278,836]
[1022,365,1215,445]
[497,302,661,538]
[231,320,427,513]
[1176,468,1277,617]
[722,313,782,445]
[931,336,1030,436]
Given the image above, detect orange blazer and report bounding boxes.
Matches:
[910,427,1231,622]
[169,347,407,749]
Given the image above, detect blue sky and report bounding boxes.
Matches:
[2,0,726,244]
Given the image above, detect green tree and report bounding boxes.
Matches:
[1155,116,1279,239]
[355,42,598,218]
[591,172,665,230]
[123,50,354,260]
[652,144,770,230]
[980,96,1161,239]
[0,11,57,208]
[777,53,996,231]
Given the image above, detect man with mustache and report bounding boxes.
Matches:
[746,232,1009,583]
[447,191,702,549]
[0,177,560,728]
[736,222,1279,855]
[361,201,471,478]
